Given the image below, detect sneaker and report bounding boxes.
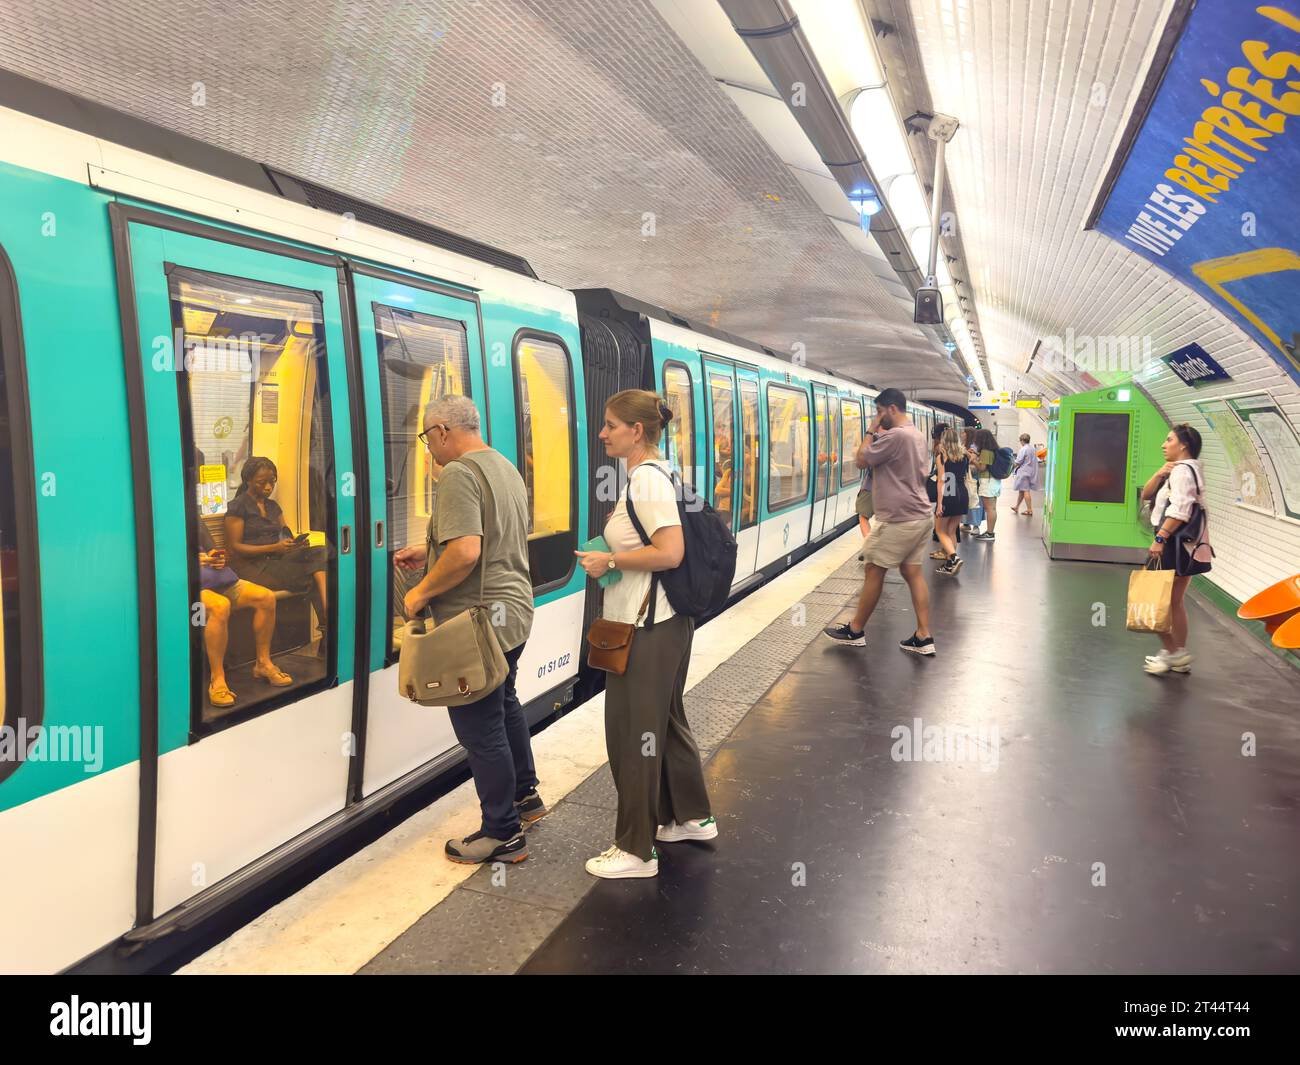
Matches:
[445,831,528,865]
[937,556,963,577]
[515,790,549,826]
[899,633,936,656]
[585,845,659,879]
[823,622,866,646]
[974,531,996,541]
[1144,648,1193,675]
[656,816,718,843]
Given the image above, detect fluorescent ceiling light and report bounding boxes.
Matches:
[849,88,914,184]
[790,0,885,93]
[887,173,931,234]
[908,226,934,274]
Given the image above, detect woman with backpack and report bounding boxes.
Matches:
[969,428,1003,541]
[575,389,714,878]
[1138,424,1212,676]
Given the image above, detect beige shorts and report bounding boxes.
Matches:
[861,518,932,570]
[855,489,874,520]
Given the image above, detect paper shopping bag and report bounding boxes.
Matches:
[1126,563,1174,633]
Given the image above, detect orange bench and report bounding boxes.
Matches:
[1237,575,1300,650]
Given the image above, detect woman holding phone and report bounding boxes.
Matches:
[224,456,329,637]
[574,390,713,880]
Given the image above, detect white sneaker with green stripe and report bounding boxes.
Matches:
[656,816,718,842]
[585,845,659,879]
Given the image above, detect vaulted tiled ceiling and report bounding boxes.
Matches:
[0,0,970,400]
[891,0,1257,396]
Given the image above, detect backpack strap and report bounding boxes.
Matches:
[624,461,677,631]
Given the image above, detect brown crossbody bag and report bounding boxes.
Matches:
[585,588,651,675]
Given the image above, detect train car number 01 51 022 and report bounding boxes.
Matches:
[537,653,571,679]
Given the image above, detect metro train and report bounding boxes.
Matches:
[0,81,945,972]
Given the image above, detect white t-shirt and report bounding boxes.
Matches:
[1153,459,1204,527]
[602,459,681,626]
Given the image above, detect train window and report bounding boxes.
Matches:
[840,398,863,488]
[738,379,760,529]
[767,384,810,511]
[813,390,831,502]
[172,268,335,725]
[374,304,471,653]
[709,373,735,518]
[662,364,695,486]
[514,334,576,589]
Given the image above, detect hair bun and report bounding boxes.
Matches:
[658,401,673,424]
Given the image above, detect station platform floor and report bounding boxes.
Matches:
[182,500,1300,975]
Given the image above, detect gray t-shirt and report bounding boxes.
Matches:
[425,449,534,652]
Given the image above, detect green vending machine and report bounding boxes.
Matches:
[1043,385,1167,563]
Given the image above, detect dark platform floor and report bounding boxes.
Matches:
[520,508,1300,974]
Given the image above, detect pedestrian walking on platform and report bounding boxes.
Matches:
[822,388,935,656]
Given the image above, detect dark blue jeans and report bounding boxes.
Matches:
[447,642,538,840]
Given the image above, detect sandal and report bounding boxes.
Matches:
[253,664,294,687]
[929,549,948,560]
[208,682,236,707]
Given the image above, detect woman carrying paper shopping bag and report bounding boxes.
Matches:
[1138,424,1212,676]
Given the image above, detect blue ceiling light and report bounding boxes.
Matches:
[848,186,882,230]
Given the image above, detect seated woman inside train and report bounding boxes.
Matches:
[198,522,292,707]
[223,457,329,641]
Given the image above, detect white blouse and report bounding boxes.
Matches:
[602,460,681,626]
[1152,460,1204,527]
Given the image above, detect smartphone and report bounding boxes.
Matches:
[293,532,310,545]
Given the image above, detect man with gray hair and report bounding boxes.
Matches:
[395,394,544,864]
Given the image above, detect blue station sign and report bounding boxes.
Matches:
[1161,341,1233,386]
[1094,1,1300,387]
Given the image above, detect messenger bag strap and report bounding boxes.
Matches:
[450,452,495,607]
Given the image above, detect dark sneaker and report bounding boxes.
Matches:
[899,633,936,656]
[515,790,549,826]
[974,531,996,541]
[823,622,866,646]
[937,556,963,576]
[445,831,528,865]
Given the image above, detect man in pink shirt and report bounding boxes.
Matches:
[823,388,935,655]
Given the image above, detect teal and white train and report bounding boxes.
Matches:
[0,82,943,972]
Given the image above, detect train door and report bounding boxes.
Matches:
[823,392,841,534]
[839,393,865,526]
[809,383,832,540]
[350,267,487,796]
[703,356,745,582]
[734,366,762,579]
[114,207,360,918]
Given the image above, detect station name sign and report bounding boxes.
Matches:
[1162,342,1232,386]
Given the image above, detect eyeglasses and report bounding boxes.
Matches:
[417,423,449,448]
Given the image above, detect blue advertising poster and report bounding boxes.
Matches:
[1094,1,1300,387]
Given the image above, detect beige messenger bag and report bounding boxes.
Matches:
[398,457,509,708]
